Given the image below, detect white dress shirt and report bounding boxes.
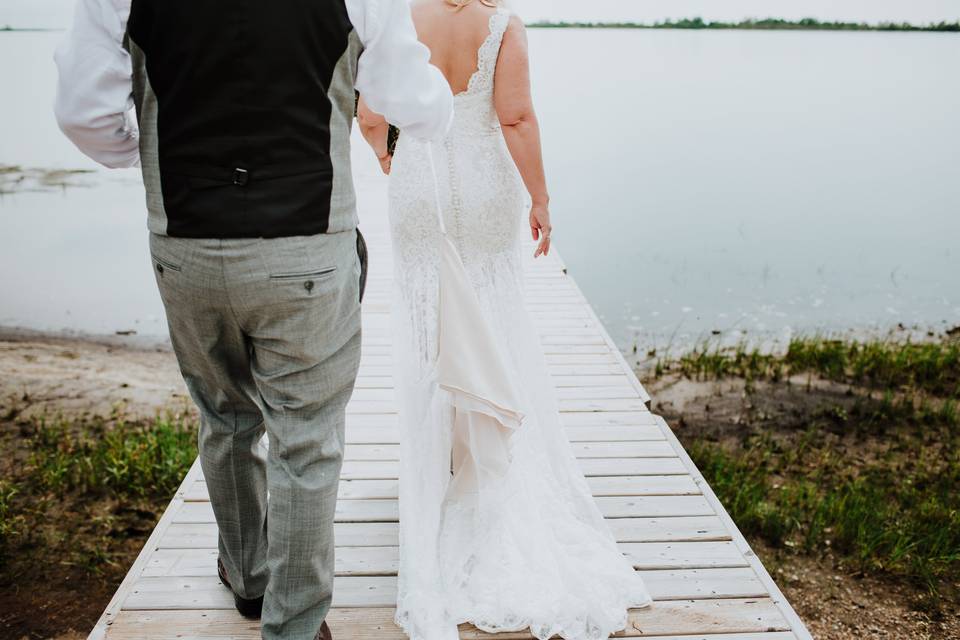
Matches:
[53,0,454,168]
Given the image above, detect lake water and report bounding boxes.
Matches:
[533,28,960,354]
[1,28,959,354]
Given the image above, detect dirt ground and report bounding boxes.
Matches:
[0,331,188,640]
[0,329,187,421]
[646,373,960,640]
[0,331,957,639]
[766,546,958,640]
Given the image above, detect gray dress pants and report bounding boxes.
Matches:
[150,229,364,640]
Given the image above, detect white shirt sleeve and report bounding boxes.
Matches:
[347,0,454,141]
[53,0,140,168]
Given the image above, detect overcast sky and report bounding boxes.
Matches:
[514,0,960,24]
[3,0,960,29]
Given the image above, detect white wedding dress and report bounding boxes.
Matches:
[386,8,652,640]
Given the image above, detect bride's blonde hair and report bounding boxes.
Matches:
[444,0,499,9]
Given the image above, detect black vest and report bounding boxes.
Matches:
[126,0,361,238]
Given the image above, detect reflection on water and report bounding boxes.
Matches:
[1,30,959,353]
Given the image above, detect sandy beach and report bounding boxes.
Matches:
[0,328,186,420]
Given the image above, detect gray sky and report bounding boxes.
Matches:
[3,0,960,29]
[514,0,960,24]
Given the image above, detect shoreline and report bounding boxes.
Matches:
[0,325,172,353]
[2,321,957,363]
[0,324,171,348]
[624,322,960,373]
[0,327,185,422]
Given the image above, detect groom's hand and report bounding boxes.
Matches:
[530,203,551,258]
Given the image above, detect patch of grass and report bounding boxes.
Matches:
[0,479,23,550]
[690,409,960,590]
[670,342,784,382]
[811,392,959,439]
[28,413,198,499]
[666,333,960,593]
[660,334,960,397]
[0,410,198,575]
[786,336,960,397]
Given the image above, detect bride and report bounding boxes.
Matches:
[358,1,652,638]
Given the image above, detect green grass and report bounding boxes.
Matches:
[0,411,198,570]
[674,335,960,591]
[692,433,960,589]
[785,336,960,397]
[660,334,960,397]
[0,479,22,548]
[669,342,783,382]
[28,413,198,499]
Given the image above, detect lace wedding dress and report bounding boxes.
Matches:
[387,8,652,640]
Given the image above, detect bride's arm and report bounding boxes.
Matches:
[494,16,552,258]
[357,96,393,174]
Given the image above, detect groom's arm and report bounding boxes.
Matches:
[347,0,454,141]
[53,0,140,168]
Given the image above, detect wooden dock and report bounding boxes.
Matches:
[89,150,812,640]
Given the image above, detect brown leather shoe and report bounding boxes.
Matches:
[315,621,333,640]
[217,558,264,619]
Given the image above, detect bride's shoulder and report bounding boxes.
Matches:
[409,0,435,19]
[410,0,449,23]
[500,11,526,42]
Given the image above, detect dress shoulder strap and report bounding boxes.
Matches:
[488,6,511,42]
[469,7,511,92]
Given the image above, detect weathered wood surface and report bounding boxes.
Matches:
[89,150,810,640]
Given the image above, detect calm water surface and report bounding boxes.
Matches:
[534,29,960,352]
[1,29,958,353]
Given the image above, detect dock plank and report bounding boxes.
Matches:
[172,494,715,524]
[158,515,733,551]
[278,440,679,461]
[184,474,701,501]
[142,540,748,578]
[105,601,793,638]
[123,567,768,609]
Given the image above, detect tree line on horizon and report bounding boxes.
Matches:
[3,17,960,34]
[527,17,960,32]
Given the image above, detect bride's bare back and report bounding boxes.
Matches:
[410,0,501,95]
[413,0,552,255]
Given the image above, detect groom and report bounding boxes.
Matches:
[54,0,452,638]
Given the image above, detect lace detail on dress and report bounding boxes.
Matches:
[387,6,652,640]
[458,8,510,98]
[446,9,509,138]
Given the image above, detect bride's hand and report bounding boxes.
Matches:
[378,153,392,175]
[530,203,551,258]
[358,95,392,174]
